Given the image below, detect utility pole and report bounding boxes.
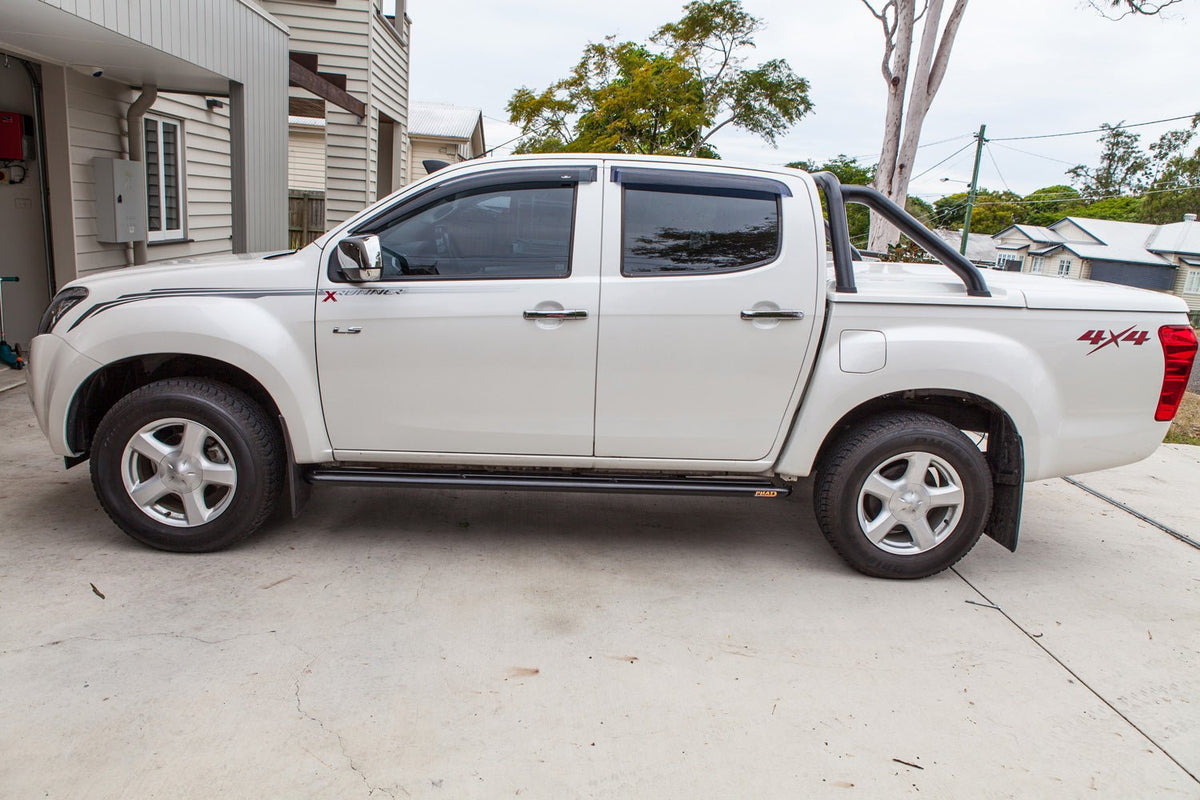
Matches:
[960,124,987,256]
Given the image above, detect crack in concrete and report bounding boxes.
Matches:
[952,568,1200,786]
[291,648,403,799]
[0,629,277,656]
[406,565,432,611]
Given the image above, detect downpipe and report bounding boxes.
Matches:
[126,84,157,265]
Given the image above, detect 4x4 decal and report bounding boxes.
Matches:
[1078,325,1150,355]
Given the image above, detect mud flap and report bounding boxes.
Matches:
[279,416,311,518]
[985,413,1024,552]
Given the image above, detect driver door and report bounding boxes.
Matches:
[316,165,602,456]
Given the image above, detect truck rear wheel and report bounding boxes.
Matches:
[90,378,283,552]
[814,412,992,579]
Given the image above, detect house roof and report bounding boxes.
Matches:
[991,215,1196,268]
[1146,220,1200,257]
[932,229,998,263]
[409,102,484,141]
[1058,217,1171,267]
[994,224,1064,244]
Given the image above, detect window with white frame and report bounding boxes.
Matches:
[1185,268,1200,294]
[144,114,185,241]
[1032,256,1045,273]
[1057,258,1072,277]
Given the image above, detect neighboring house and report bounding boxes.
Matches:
[260,0,411,244]
[0,0,288,351]
[993,215,1200,319]
[933,229,998,269]
[408,102,486,181]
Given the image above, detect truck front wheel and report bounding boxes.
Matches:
[814,412,992,579]
[90,378,284,552]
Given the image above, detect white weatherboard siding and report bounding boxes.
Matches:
[1171,263,1200,311]
[267,0,371,227]
[31,0,287,253]
[151,95,234,262]
[263,0,409,229]
[65,69,131,275]
[65,70,235,276]
[409,137,468,181]
[289,128,327,192]
[0,0,288,287]
[370,7,409,193]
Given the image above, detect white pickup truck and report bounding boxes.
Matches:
[26,155,1198,578]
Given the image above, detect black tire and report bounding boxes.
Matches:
[90,378,284,552]
[813,412,992,579]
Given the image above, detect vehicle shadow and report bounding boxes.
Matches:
[251,478,846,572]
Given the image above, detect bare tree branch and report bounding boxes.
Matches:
[1088,0,1183,20]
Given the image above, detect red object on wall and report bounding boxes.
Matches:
[0,112,24,160]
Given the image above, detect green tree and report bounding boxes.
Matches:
[1068,122,1151,199]
[1142,114,1200,223]
[905,196,935,227]
[1065,115,1200,224]
[1021,185,1085,227]
[1081,195,1146,222]
[507,0,812,157]
[932,189,1023,235]
[788,155,876,247]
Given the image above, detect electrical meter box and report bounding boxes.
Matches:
[93,157,147,243]
[0,111,22,159]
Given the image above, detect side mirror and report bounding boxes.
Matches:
[336,235,383,282]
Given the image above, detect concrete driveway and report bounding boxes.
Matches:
[1,383,1197,799]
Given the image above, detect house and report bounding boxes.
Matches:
[260,0,411,245]
[407,102,486,181]
[0,0,289,351]
[993,216,1200,320]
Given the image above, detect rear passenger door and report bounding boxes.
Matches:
[594,164,819,461]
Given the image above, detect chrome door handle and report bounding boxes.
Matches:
[523,310,588,320]
[332,326,363,334]
[740,310,805,320]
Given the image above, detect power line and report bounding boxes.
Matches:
[909,140,977,183]
[844,133,972,162]
[990,141,1079,167]
[970,182,1200,207]
[990,113,1197,142]
[985,143,1011,193]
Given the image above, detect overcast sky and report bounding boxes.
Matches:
[398,0,1196,199]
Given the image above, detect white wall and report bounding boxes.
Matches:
[288,127,326,192]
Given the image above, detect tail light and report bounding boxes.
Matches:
[1155,325,1198,421]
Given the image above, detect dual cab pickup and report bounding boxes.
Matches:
[27,155,1197,577]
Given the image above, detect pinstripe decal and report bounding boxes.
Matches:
[68,288,313,331]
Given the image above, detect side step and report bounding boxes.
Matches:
[306,469,790,498]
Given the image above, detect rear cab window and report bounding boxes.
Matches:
[613,167,787,277]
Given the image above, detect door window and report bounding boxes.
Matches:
[621,186,780,276]
[368,184,575,280]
